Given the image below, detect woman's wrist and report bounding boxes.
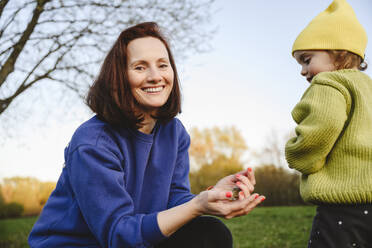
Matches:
[157,197,203,237]
[188,193,206,217]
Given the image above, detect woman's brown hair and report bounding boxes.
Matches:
[326,50,368,71]
[86,22,181,129]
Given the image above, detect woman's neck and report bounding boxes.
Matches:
[138,114,157,134]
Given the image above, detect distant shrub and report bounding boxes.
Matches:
[0,187,4,205]
[190,155,244,194]
[0,177,56,216]
[254,164,306,206]
[0,202,24,219]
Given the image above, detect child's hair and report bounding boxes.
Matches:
[326,50,368,71]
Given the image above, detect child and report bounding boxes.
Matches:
[285,0,372,247]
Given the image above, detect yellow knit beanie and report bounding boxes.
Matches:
[292,0,367,59]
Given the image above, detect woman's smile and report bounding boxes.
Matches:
[142,85,165,93]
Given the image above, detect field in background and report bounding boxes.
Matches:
[0,216,37,248]
[222,206,315,248]
[0,206,316,248]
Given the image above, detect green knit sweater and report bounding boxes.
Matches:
[285,69,372,204]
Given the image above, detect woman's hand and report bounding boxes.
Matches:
[157,168,264,236]
[213,167,256,198]
[191,187,264,219]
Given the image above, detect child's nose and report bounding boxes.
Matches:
[301,67,307,77]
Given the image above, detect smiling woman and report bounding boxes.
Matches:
[27,22,265,248]
[127,37,174,110]
[85,23,182,133]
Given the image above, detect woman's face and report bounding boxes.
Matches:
[126,37,174,112]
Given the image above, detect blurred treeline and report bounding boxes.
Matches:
[0,126,304,218]
[0,177,56,218]
[189,127,305,206]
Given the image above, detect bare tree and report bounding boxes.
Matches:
[253,129,291,168]
[0,0,215,117]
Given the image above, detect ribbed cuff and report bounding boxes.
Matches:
[141,212,166,245]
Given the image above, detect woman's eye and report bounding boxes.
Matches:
[159,64,168,68]
[134,66,145,71]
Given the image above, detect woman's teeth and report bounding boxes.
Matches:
[143,86,163,93]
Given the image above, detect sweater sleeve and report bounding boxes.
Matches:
[66,144,166,248]
[167,122,195,208]
[285,83,348,175]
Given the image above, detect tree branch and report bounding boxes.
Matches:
[0,0,10,20]
[0,0,51,88]
[46,76,85,98]
[0,0,215,119]
[0,1,36,39]
[16,41,62,90]
[0,28,84,114]
[0,38,74,114]
[44,2,124,12]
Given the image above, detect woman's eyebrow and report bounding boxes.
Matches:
[129,60,146,67]
[158,57,170,62]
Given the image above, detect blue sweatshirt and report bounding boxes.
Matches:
[28,116,194,248]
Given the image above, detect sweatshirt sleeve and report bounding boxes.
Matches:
[167,122,195,208]
[66,144,166,248]
[285,83,348,175]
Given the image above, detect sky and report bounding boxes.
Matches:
[1,0,372,182]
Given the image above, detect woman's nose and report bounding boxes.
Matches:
[147,67,162,83]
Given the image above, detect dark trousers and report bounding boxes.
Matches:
[155,216,233,248]
[308,204,372,248]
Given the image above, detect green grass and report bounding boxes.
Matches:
[222,205,316,248]
[0,206,316,248]
[0,216,38,248]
